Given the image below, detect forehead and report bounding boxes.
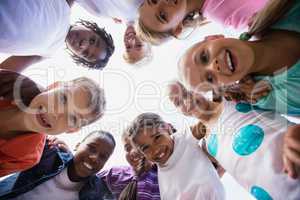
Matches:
[83,136,114,153]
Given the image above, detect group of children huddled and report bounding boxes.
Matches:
[0,0,300,199]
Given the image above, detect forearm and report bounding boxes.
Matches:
[0,55,43,73]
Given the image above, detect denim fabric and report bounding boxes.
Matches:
[0,143,73,199]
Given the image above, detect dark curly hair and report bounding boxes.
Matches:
[68,20,115,70]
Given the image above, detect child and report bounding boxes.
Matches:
[168,81,300,199]
[137,0,268,45]
[0,0,114,71]
[0,131,115,200]
[123,24,153,65]
[128,113,225,200]
[75,0,151,65]
[178,0,300,115]
[0,70,106,177]
[96,129,160,200]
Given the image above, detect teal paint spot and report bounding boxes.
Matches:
[251,186,273,200]
[235,103,252,113]
[233,124,264,156]
[207,134,218,157]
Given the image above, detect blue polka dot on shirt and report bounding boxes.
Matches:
[235,103,252,113]
[207,134,218,157]
[233,124,264,156]
[251,186,273,200]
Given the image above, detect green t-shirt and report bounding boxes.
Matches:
[254,1,300,115]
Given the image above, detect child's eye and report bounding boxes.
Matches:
[89,37,96,45]
[200,51,209,64]
[150,0,158,5]
[159,11,167,22]
[154,135,161,141]
[141,145,149,152]
[69,115,78,127]
[183,11,195,25]
[60,93,67,105]
[88,145,97,154]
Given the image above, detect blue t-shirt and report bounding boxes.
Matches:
[254,1,300,115]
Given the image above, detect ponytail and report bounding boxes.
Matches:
[240,0,295,41]
[118,158,147,200]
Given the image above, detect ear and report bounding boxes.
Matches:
[171,23,183,37]
[66,127,80,134]
[204,35,225,41]
[47,81,62,90]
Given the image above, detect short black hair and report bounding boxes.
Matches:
[81,130,116,148]
[69,20,115,70]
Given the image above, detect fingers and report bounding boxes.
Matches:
[285,145,300,166]
[283,155,298,179]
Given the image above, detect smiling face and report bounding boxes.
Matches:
[139,0,187,33]
[123,26,149,63]
[132,126,174,166]
[25,83,93,135]
[73,136,114,178]
[179,37,255,92]
[66,25,107,63]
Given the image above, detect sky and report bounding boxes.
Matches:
[0,4,254,200]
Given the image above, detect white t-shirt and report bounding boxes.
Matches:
[208,101,300,200]
[13,168,83,200]
[0,0,71,57]
[75,0,143,23]
[158,128,225,200]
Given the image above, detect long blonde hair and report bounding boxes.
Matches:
[240,0,295,40]
[137,14,208,45]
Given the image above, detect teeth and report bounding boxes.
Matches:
[226,51,234,72]
[158,152,165,159]
[83,162,93,170]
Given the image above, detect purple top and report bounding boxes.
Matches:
[98,166,160,200]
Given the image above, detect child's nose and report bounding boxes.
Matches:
[210,59,220,72]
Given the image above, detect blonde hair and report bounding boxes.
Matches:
[240,0,294,40]
[70,77,106,126]
[137,13,208,45]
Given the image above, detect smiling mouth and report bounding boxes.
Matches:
[154,147,168,163]
[36,106,51,128]
[83,162,94,171]
[225,49,236,73]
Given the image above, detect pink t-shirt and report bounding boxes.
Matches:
[202,0,268,29]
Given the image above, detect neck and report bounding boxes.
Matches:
[187,0,205,14]
[248,30,300,75]
[0,108,31,139]
[68,162,86,182]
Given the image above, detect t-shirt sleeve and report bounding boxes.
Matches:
[0,133,46,177]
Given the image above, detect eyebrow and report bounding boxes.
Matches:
[146,0,151,6]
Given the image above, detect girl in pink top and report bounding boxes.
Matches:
[137,0,268,44]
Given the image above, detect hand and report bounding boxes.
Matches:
[283,124,300,179]
[168,81,211,121]
[224,76,272,104]
[47,136,70,152]
[0,69,43,107]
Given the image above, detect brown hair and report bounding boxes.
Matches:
[240,0,295,40]
[118,158,148,200]
[0,70,43,107]
[128,113,176,139]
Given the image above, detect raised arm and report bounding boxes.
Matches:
[0,55,43,73]
[168,81,223,124]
